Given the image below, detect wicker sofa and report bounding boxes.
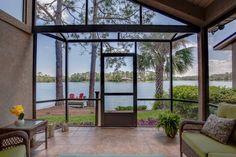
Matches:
[180,103,236,157]
[0,131,29,157]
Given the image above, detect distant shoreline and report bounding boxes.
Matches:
[36,79,233,83]
[37,72,233,82]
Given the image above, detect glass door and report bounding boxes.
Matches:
[101,53,137,127]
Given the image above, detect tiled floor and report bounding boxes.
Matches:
[32,127,180,157]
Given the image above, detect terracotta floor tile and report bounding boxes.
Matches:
[32,127,180,157]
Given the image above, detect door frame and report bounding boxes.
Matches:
[101,52,137,127]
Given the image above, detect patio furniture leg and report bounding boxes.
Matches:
[45,126,48,149]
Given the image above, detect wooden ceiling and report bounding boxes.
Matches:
[186,0,215,8]
[138,0,236,26]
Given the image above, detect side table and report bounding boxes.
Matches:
[0,119,48,150]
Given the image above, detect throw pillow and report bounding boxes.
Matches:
[201,114,235,144]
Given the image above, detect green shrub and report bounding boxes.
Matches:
[173,85,236,104]
[209,86,236,104]
[138,105,147,111]
[115,105,147,111]
[173,86,198,119]
[152,93,170,110]
[152,93,162,110]
[173,86,198,100]
[115,106,133,111]
[173,101,198,120]
[152,101,159,110]
[172,85,236,119]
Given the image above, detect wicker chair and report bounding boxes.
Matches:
[180,120,205,157]
[0,131,30,157]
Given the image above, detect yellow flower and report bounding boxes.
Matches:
[10,105,24,117]
[15,105,24,113]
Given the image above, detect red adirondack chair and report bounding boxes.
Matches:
[79,93,85,99]
[69,93,75,99]
[68,93,87,108]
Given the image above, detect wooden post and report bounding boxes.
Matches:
[232,42,236,88]
[95,91,99,126]
[198,27,209,121]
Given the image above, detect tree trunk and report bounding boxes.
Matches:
[155,64,164,97]
[55,39,64,106]
[155,63,164,109]
[55,0,64,106]
[88,0,98,107]
[88,42,98,107]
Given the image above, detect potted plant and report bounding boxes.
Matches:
[10,105,25,126]
[157,111,180,138]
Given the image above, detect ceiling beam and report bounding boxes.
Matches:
[205,0,236,26]
[135,0,205,26]
[34,25,200,33]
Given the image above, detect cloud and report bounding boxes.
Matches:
[38,0,54,3]
[209,59,232,75]
[37,0,76,23]
[175,59,232,77]
[179,64,198,76]
[186,41,197,48]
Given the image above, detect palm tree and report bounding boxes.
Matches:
[138,33,194,109]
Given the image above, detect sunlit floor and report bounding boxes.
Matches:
[32,127,180,157]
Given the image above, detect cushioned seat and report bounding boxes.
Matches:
[0,145,26,157]
[208,153,236,157]
[217,103,236,143]
[182,132,236,157]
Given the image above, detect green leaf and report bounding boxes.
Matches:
[18,113,24,120]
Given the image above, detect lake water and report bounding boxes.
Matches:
[36,81,232,110]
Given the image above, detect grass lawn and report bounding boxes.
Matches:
[39,114,95,124]
[38,110,162,125]
[137,110,162,120]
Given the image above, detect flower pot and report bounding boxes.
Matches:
[15,119,25,126]
[48,124,55,138]
[62,123,69,132]
[164,127,178,138]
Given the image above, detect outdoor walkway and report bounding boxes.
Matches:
[32,127,180,157]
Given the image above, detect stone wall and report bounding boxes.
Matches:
[0,1,33,126]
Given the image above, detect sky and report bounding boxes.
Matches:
[37,22,235,77]
[0,0,23,21]
[208,20,236,75]
[35,0,190,76]
[178,19,236,77]
[36,2,235,77]
[1,0,234,77]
